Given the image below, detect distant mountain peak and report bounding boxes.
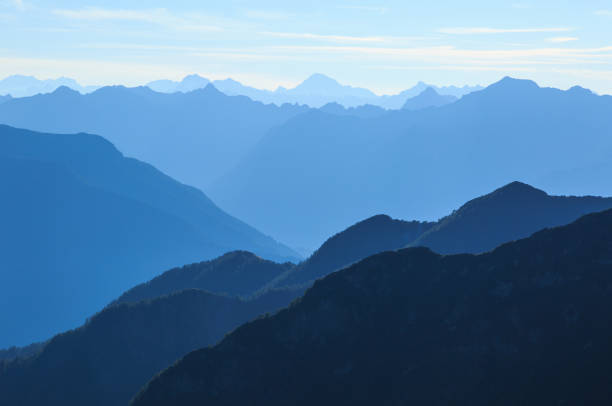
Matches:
[297,73,342,91]
[402,86,457,110]
[420,86,440,96]
[51,85,80,96]
[567,85,593,96]
[489,76,539,91]
[493,181,547,197]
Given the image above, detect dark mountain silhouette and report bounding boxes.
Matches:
[271,182,612,288]
[0,125,297,347]
[131,208,612,406]
[209,77,612,249]
[274,215,434,288]
[319,102,388,118]
[0,342,45,363]
[0,95,11,104]
[0,84,309,189]
[402,87,457,110]
[0,74,97,97]
[0,288,300,406]
[412,181,612,254]
[114,251,294,305]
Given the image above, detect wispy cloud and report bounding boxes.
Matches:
[337,5,388,14]
[53,7,222,32]
[262,31,432,44]
[243,9,294,20]
[439,27,572,35]
[547,37,579,43]
[595,10,612,16]
[262,32,386,43]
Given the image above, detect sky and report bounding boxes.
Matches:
[1,0,612,94]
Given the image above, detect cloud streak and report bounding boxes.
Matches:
[439,27,572,35]
[547,37,579,43]
[262,31,432,44]
[53,7,222,32]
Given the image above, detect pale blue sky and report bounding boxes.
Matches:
[1,0,612,94]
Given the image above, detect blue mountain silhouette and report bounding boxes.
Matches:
[209,77,612,249]
[0,84,309,189]
[402,87,457,110]
[0,125,298,348]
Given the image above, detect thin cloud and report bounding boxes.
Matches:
[439,27,572,35]
[243,9,294,20]
[262,32,387,43]
[53,7,222,32]
[595,10,612,16]
[547,37,579,43]
[262,31,431,43]
[337,5,388,14]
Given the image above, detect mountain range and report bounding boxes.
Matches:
[0,75,98,97]
[0,73,482,109]
[0,85,309,189]
[0,124,297,348]
[2,181,612,405]
[146,73,482,108]
[132,207,612,405]
[0,288,300,406]
[209,77,612,250]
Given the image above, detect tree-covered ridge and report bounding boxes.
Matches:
[0,288,299,406]
[411,181,612,254]
[133,208,612,405]
[114,251,295,305]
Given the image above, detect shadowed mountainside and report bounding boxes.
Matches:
[132,208,612,406]
[0,288,300,406]
[411,181,612,254]
[0,125,297,347]
[274,215,435,288]
[114,251,295,305]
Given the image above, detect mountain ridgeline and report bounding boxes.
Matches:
[209,77,612,249]
[0,125,297,348]
[402,87,457,110]
[144,73,482,108]
[2,181,612,405]
[132,208,612,405]
[0,252,303,406]
[0,84,309,189]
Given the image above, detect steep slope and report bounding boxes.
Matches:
[210,77,612,249]
[412,181,612,254]
[0,84,309,188]
[115,251,295,304]
[0,288,299,406]
[132,209,612,406]
[275,215,434,288]
[0,125,297,347]
[401,87,457,110]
